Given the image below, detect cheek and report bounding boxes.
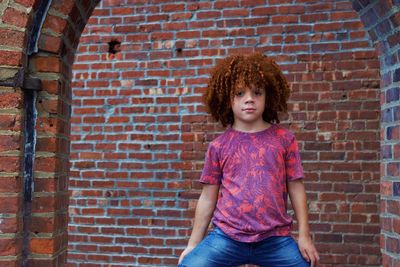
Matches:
[231,98,238,107]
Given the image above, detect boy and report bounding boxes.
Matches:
[178,53,319,267]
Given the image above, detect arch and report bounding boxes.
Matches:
[0,0,398,266]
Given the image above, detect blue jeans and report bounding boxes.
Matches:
[178,227,310,267]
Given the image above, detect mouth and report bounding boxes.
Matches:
[242,108,256,112]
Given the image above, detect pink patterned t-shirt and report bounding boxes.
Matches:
[199,123,304,242]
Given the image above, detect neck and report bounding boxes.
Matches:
[232,121,270,133]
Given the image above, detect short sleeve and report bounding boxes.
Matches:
[199,143,222,184]
[285,135,304,181]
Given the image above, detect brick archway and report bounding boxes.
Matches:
[351,0,400,265]
[0,0,398,266]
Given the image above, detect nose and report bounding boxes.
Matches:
[244,91,254,103]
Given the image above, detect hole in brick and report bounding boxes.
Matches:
[108,40,121,54]
[34,231,39,234]
[50,124,53,127]
[175,47,183,53]
[38,100,42,103]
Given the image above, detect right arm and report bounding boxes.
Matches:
[178,184,220,263]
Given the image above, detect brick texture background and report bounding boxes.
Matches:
[0,0,398,266]
[69,0,382,266]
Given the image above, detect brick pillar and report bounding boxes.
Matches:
[0,88,24,267]
[352,0,400,265]
[25,0,100,264]
[0,1,29,266]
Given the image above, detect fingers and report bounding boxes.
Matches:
[178,247,194,264]
[307,248,320,267]
[312,250,320,267]
[178,250,186,264]
[301,246,320,267]
[179,250,189,264]
[300,247,310,263]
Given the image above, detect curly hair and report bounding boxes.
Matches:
[203,53,291,127]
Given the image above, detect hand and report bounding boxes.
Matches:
[178,246,195,264]
[298,235,319,267]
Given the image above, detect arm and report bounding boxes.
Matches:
[288,179,319,267]
[179,184,220,263]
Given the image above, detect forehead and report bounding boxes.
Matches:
[234,83,264,91]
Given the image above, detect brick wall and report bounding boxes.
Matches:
[69,1,381,266]
[0,0,398,266]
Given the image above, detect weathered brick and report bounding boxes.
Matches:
[32,56,61,73]
[0,50,22,66]
[38,35,63,54]
[29,238,55,254]
[0,156,19,172]
[43,14,68,34]
[2,8,29,28]
[0,177,20,193]
[0,29,25,48]
[0,238,20,256]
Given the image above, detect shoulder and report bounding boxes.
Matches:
[208,128,232,150]
[272,124,297,146]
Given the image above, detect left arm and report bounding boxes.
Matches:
[288,179,320,267]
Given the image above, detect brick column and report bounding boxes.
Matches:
[352,0,400,265]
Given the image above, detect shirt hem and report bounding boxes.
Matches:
[213,222,292,243]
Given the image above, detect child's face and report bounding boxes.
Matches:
[231,84,266,126]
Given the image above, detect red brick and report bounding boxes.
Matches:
[387,237,400,253]
[0,156,19,172]
[0,177,20,193]
[34,156,57,172]
[36,117,59,134]
[223,9,249,17]
[38,35,63,53]
[36,137,57,153]
[0,135,20,152]
[0,115,21,131]
[14,0,35,6]
[32,195,57,213]
[0,49,22,66]
[29,238,55,254]
[3,8,29,28]
[162,3,185,12]
[0,238,20,256]
[393,218,400,234]
[0,29,25,48]
[51,0,76,15]
[0,217,20,233]
[0,196,19,214]
[34,178,57,193]
[387,200,400,215]
[43,14,68,34]
[33,56,61,72]
[213,1,238,9]
[31,216,56,234]
[0,92,23,109]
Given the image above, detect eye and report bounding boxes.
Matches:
[235,91,244,97]
[254,90,263,96]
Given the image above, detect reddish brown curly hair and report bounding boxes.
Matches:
[203,53,290,127]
